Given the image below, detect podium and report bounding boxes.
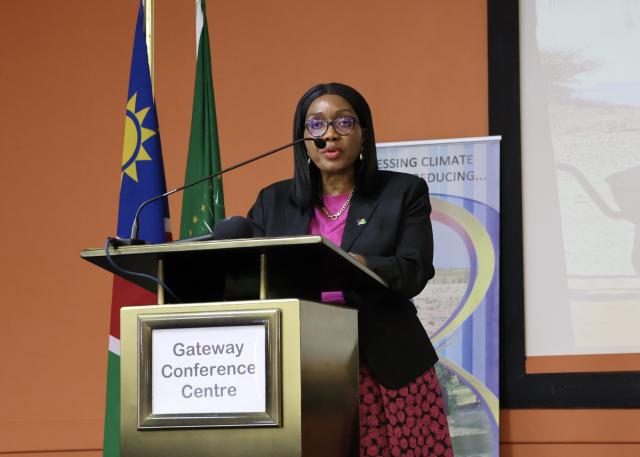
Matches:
[82,236,388,457]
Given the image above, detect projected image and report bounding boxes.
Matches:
[522,0,640,354]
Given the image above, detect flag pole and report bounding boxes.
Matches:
[195,0,203,55]
[144,0,154,90]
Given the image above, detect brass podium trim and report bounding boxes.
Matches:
[259,252,267,299]
[84,236,331,257]
[156,258,164,304]
[136,309,282,429]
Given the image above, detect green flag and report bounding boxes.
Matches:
[180,0,224,238]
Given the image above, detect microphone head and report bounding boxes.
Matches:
[212,216,254,240]
[313,138,326,149]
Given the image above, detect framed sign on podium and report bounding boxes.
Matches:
[137,308,281,429]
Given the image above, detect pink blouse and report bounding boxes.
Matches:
[308,192,351,304]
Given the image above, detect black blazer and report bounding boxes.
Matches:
[247,170,438,388]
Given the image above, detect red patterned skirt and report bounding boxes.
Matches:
[359,364,453,457]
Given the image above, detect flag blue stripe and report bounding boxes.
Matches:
[116,1,169,241]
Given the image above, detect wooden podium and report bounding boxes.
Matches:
[82,236,388,457]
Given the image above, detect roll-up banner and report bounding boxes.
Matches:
[377,137,501,457]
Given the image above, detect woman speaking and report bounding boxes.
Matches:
[248,83,453,457]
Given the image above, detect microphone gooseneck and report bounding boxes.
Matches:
[126,137,322,242]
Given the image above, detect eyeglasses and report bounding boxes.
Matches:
[305,116,358,138]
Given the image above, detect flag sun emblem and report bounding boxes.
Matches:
[121,93,157,182]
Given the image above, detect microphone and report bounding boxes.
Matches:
[120,137,326,245]
[174,216,254,243]
[212,216,254,240]
[312,138,326,149]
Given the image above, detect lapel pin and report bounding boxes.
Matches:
[357,218,367,226]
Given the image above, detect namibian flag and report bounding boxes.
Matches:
[104,2,171,456]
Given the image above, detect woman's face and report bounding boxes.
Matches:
[304,94,364,178]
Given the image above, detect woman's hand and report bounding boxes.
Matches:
[349,252,367,267]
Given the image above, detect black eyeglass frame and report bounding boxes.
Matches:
[304,116,358,138]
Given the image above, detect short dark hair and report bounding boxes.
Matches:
[291,83,379,210]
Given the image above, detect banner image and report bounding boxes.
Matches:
[377,137,500,457]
